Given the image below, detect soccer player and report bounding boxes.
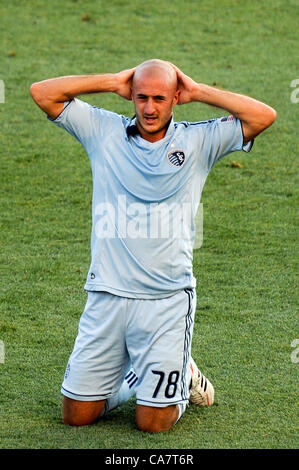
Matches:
[30,59,276,432]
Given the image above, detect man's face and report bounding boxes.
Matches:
[131,66,179,142]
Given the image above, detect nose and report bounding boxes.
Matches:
[144,98,155,115]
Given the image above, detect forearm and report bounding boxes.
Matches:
[30,74,118,118]
[192,83,270,123]
[191,83,277,142]
[30,66,135,119]
[31,74,117,103]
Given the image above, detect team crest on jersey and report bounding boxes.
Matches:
[167,149,186,167]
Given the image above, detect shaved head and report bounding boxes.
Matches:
[133,59,178,93]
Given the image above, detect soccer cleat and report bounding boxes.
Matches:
[189,357,215,406]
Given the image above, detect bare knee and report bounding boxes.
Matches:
[63,396,106,426]
[136,404,179,433]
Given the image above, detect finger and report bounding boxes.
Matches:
[170,63,183,77]
[127,67,136,84]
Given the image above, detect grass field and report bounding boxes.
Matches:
[0,0,298,450]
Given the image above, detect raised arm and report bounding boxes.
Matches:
[171,64,277,143]
[30,68,136,120]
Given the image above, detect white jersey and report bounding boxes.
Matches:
[49,98,253,298]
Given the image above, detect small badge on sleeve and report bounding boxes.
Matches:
[220,115,234,122]
[167,149,186,167]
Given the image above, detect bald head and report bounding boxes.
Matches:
[131,59,180,142]
[132,59,178,94]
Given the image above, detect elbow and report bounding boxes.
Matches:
[30,81,52,112]
[263,106,277,130]
[30,82,43,105]
[243,106,277,142]
[254,106,277,136]
[267,106,277,125]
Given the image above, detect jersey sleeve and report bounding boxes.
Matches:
[47,98,110,154]
[196,116,254,173]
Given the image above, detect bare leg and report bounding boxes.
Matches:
[63,396,106,426]
[136,404,179,433]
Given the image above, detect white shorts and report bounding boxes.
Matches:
[61,288,195,407]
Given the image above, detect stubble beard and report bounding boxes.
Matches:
[136,113,172,138]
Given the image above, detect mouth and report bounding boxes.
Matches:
[144,116,158,125]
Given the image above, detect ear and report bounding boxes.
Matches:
[173,89,180,106]
[130,86,134,102]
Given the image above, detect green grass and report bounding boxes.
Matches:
[0,0,298,449]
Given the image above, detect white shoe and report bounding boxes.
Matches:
[189,357,215,406]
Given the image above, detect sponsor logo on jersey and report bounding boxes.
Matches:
[167,149,186,167]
